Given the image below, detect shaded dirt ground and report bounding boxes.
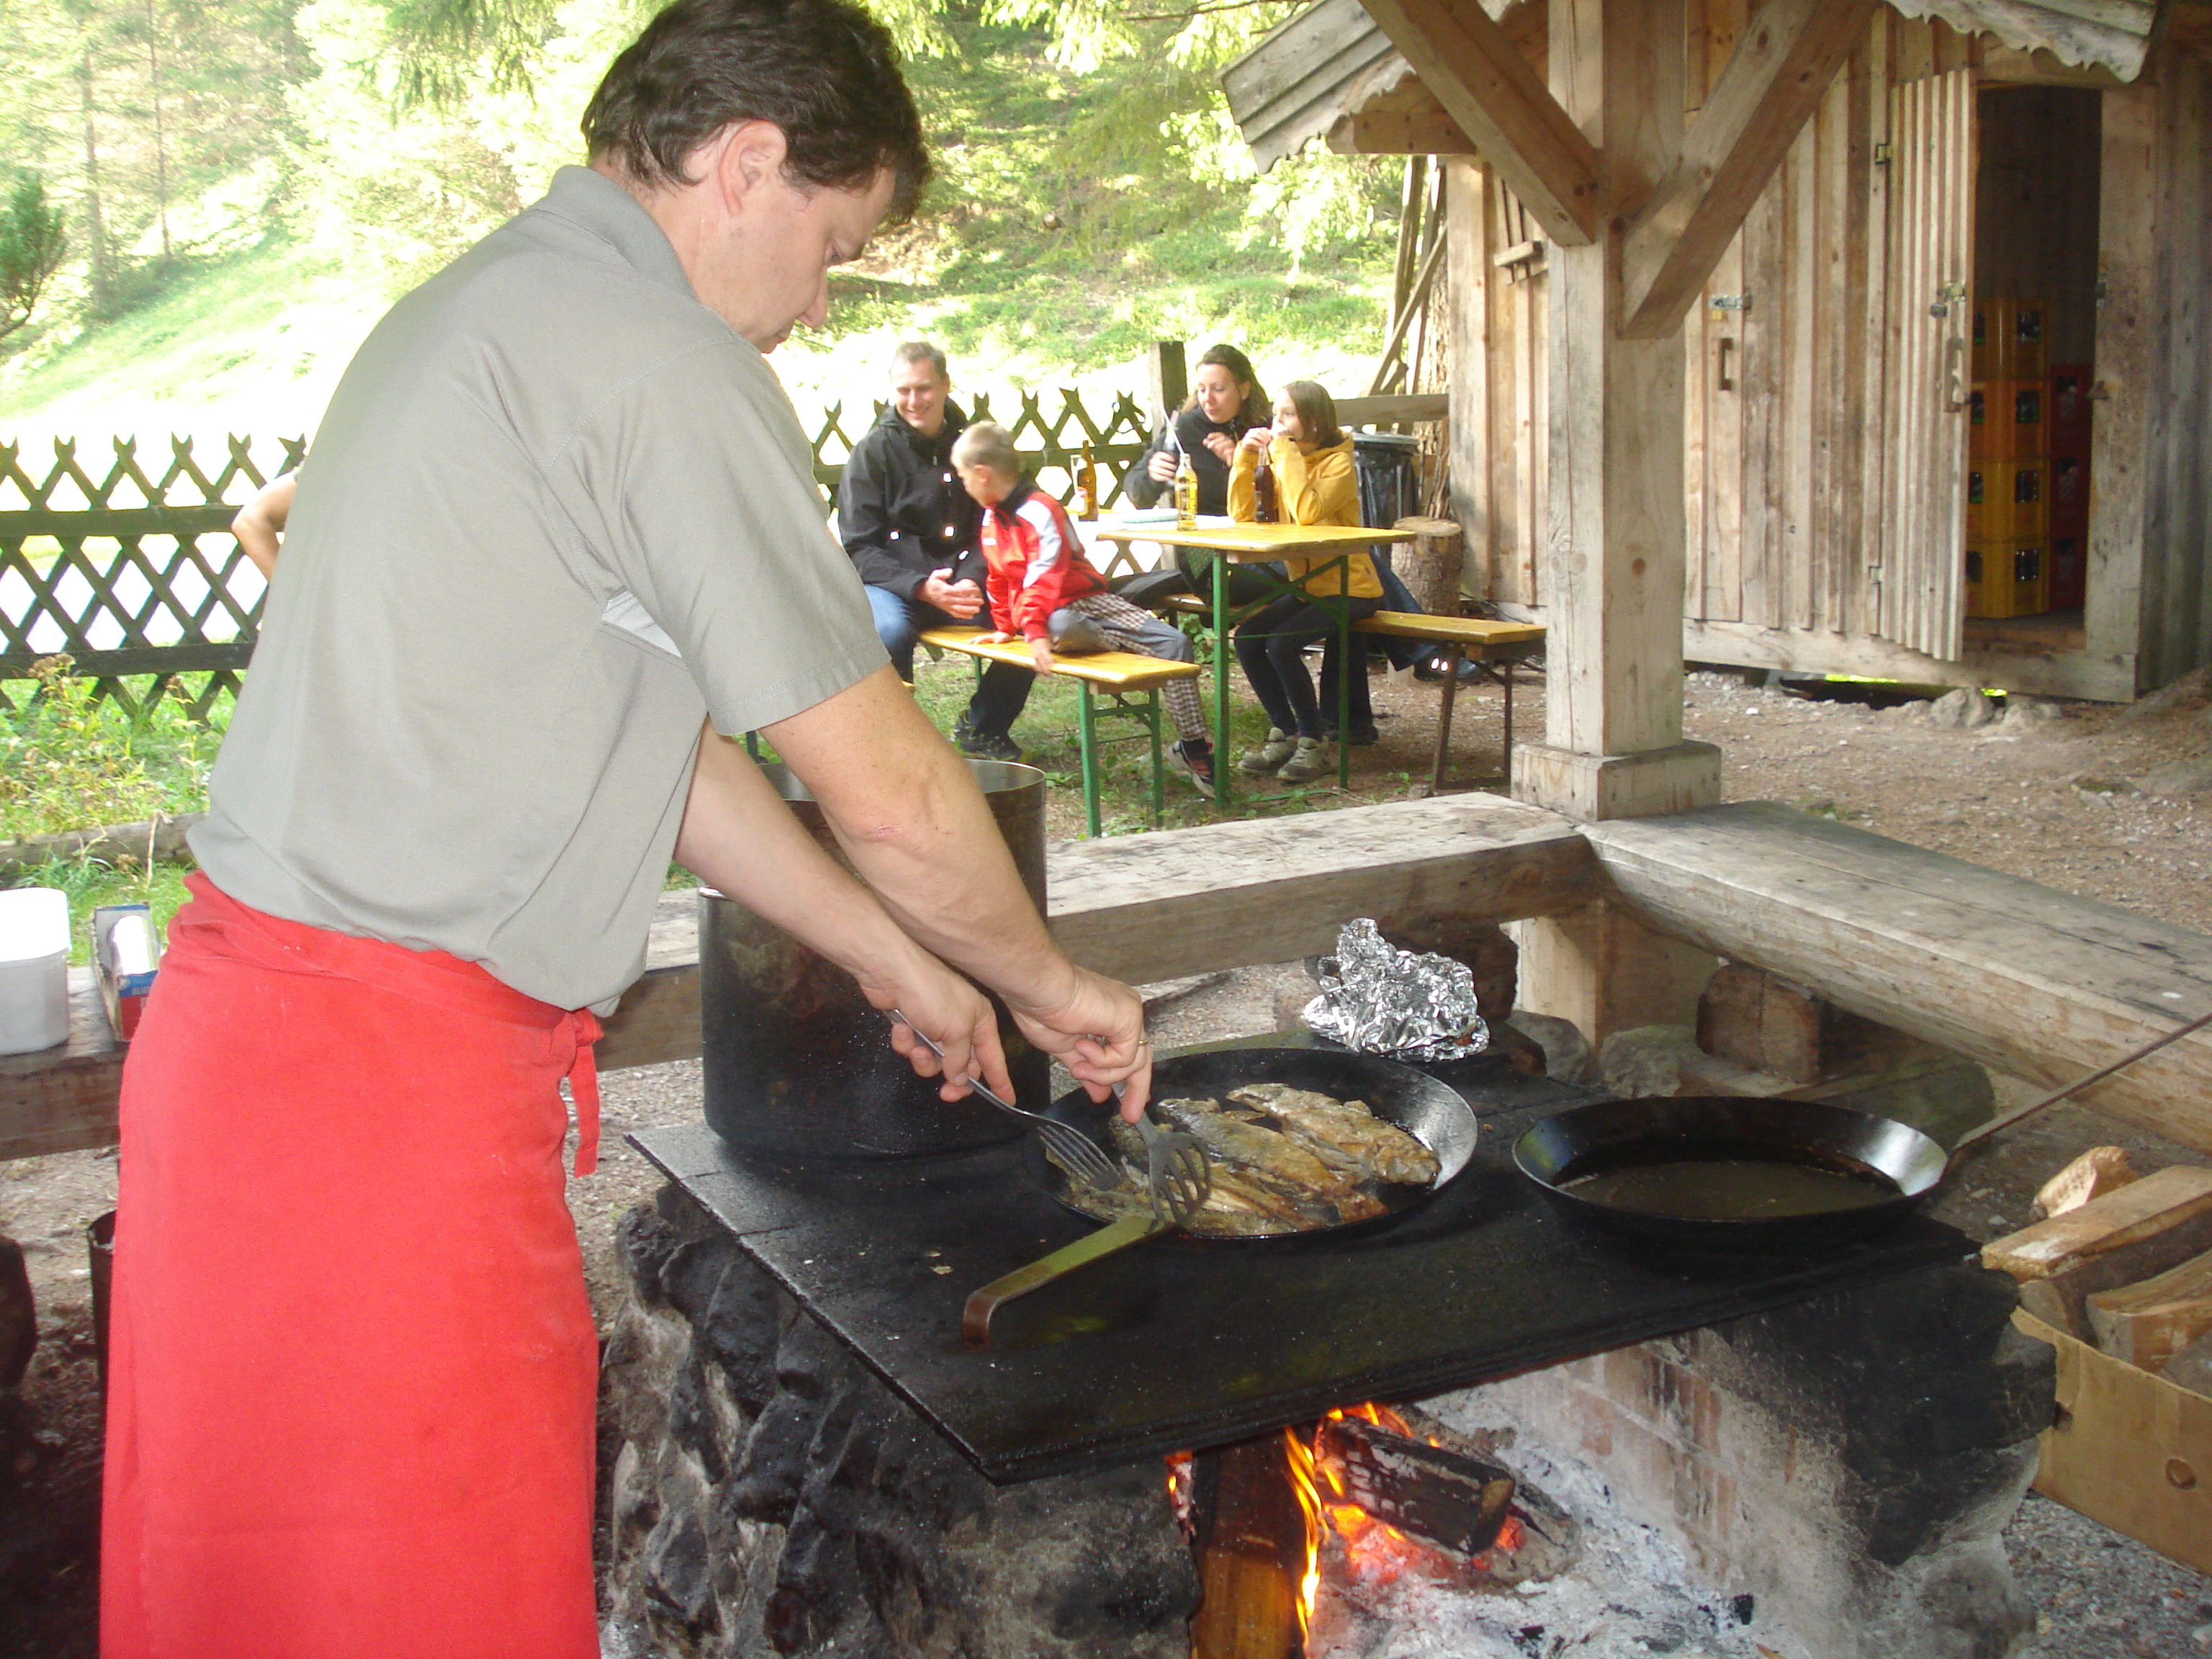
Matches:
[6,658,2212,1657]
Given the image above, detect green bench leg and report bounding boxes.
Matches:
[1146,688,1164,829]
[1076,679,1102,839]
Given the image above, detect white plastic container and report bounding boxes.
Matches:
[0,886,72,1056]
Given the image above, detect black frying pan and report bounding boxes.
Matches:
[1514,1007,2212,1249]
[963,1048,1478,1342]
[1512,1095,1944,1249]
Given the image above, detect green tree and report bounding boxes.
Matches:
[0,173,69,338]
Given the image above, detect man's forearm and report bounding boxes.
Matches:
[675,725,943,996]
[760,668,1075,1011]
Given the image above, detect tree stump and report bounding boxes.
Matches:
[1390,516,1464,617]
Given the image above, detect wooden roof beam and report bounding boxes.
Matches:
[1617,0,1879,339]
[1355,0,1600,245]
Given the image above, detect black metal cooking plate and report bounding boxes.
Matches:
[635,1034,1973,1484]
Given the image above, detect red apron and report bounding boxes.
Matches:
[102,873,603,1659]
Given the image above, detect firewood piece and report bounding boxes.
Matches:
[2015,1226,2212,1344]
[1313,1415,1516,1558]
[2163,1332,2212,1399]
[1190,1437,1303,1659]
[1983,1165,2212,1281]
[2033,1146,2139,1220]
[2087,1249,2212,1372]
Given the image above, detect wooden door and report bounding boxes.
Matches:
[1872,68,1975,660]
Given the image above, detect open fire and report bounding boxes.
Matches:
[1284,1403,1544,1637]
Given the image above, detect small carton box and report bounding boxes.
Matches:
[2016,1310,2212,1576]
[92,903,161,1040]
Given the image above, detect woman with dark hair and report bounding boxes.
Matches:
[1226,380,1383,783]
[1120,343,1270,515]
[1120,343,1274,603]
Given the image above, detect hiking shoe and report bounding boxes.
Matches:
[1240,728,1296,774]
[1274,737,1330,783]
[1169,739,1217,801]
[1320,723,1382,747]
[953,720,1022,763]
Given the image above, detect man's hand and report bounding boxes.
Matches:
[1029,639,1055,675]
[1146,449,1177,484]
[1203,431,1237,465]
[1007,968,1151,1122]
[873,972,1015,1106]
[920,569,984,619]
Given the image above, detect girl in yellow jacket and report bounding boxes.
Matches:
[1226,380,1384,782]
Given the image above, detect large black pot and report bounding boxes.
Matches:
[701,760,1047,1158]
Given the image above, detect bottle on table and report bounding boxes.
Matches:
[1174,449,1198,529]
[1071,444,1098,520]
[1253,453,1279,524]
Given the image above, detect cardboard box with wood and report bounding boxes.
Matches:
[1984,1156,2212,1574]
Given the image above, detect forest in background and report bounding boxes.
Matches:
[0,0,1401,446]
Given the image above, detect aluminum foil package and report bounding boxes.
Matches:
[1303,919,1491,1062]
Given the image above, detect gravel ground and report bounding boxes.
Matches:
[10,661,2212,1656]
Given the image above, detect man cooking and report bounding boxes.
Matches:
[99,4,1151,1656]
[837,341,1034,760]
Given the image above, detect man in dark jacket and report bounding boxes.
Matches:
[837,341,1031,760]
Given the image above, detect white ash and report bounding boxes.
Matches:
[1306,1408,1756,1659]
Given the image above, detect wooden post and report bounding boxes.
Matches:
[1148,341,1188,428]
[1512,0,1722,1044]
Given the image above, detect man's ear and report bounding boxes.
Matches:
[712,120,791,212]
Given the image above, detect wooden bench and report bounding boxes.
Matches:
[1148,598,1545,793]
[918,628,1203,837]
[1350,613,1547,793]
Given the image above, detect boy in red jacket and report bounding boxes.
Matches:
[950,421,1216,797]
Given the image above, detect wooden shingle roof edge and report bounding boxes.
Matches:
[1889,0,2161,79]
[1222,0,2168,174]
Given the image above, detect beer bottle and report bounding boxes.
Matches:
[1174,450,1198,529]
[1072,444,1099,520]
[1253,452,1279,524]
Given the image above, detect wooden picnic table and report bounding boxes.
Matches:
[1090,518,1416,812]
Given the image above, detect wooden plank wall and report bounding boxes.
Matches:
[2137,42,2212,690]
[1446,156,1548,609]
[1453,8,1984,642]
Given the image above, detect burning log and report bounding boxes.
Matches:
[1312,1413,1517,1559]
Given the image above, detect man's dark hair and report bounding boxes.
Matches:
[583,0,931,222]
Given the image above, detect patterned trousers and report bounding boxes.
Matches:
[1049,591,1208,744]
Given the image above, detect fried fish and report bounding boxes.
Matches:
[1062,1085,1433,1237]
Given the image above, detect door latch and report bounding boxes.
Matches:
[1930,280,1968,320]
[1710,293,1753,313]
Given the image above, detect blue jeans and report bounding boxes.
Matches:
[867,584,1032,737]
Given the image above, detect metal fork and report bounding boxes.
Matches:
[886,1011,1123,1191]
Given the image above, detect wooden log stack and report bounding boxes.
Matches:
[1985,1151,2212,1574]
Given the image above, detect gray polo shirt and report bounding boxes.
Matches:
[191,166,884,1011]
